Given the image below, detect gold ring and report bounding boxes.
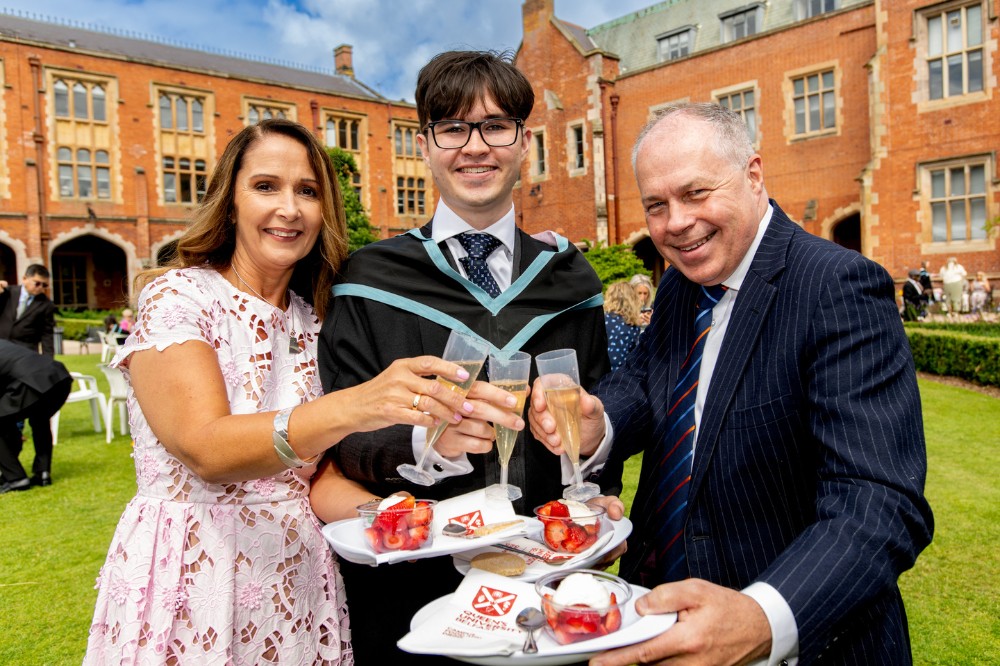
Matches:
[411,394,422,410]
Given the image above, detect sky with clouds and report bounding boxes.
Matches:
[0,0,656,101]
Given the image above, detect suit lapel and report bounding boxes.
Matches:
[688,205,794,501]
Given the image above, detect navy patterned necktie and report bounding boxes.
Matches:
[456,232,503,298]
[653,283,727,582]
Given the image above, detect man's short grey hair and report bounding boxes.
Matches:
[631,102,755,173]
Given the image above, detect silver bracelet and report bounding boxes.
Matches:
[272,406,318,468]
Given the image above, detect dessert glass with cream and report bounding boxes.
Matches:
[534,569,631,645]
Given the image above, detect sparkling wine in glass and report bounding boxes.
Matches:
[396,329,490,486]
[535,348,600,502]
[485,350,531,502]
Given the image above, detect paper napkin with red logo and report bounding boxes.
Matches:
[431,488,519,536]
[398,570,538,656]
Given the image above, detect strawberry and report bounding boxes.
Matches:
[562,524,589,553]
[543,520,568,549]
[381,531,406,550]
[407,525,430,549]
[363,527,380,551]
[548,500,570,517]
[409,501,433,527]
[603,593,622,632]
[375,494,415,532]
[583,522,599,536]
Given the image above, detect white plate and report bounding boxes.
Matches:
[454,517,632,582]
[322,516,529,566]
[406,585,675,665]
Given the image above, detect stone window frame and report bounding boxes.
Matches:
[566,120,587,176]
[530,127,548,181]
[713,81,761,148]
[916,153,996,254]
[394,123,421,158]
[396,175,427,216]
[48,68,119,202]
[242,97,296,125]
[153,83,214,206]
[323,110,367,203]
[784,62,842,141]
[912,0,994,112]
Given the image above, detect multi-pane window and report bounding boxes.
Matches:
[396,177,426,216]
[159,93,204,132]
[658,29,693,61]
[571,125,585,170]
[534,131,547,176]
[926,4,983,100]
[721,7,761,43]
[162,157,207,204]
[395,126,419,157]
[326,114,364,198]
[246,102,292,124]
[57,148,111,199]
[53,254,88,308]
[795,0,838,20]
[54,79,107,121]
[50,73,115,201]
[792,70,836,135]
[928,162,989,242]
[717,89,758,143]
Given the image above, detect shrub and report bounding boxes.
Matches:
[55,318,104,341]
[904,321,1000,338]
[582,241,650,288]
[906,328,1000,387]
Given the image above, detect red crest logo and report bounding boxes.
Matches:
[449,510,484,529]
[471,585,517,617]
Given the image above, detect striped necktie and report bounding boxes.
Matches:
[653,283,727,582]
[456,232,502,298]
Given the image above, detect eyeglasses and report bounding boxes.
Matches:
[424,118,523,150]
[31,279,49,288]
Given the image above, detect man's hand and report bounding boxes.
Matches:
[590,579,772,666]
[433,380,523,458]
[528,378,606,457]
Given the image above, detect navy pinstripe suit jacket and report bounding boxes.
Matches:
[597,203,933,664]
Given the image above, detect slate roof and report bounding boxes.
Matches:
[0,12,385,101]
[585,0,872,74]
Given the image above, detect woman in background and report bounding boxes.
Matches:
[630,273,654,329]
[603,280,643,370]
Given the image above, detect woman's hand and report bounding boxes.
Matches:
[341,356,478,434]
[432,380,524,458]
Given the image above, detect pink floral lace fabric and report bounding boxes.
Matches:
[85,268,352,665]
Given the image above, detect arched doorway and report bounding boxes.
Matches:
[632,236,665,285]
[51,236,128,310]
[0,243,16,284]
[832,213,861,253]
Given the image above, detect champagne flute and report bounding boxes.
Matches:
[535,348,600,502]
[396,329,490,486]
[485,350,532,502]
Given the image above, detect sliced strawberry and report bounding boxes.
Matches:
[363,527,380,551]
[583,522,599,536]
[407,525,430,549]
[409,501,433,527]
[542,594,559,626]
[543,520,568,549]
[375,494,415,532]
[562,524,589,552]
[603,593,622,632]
[381,531,406,550]
[548,500,570,517]
[561,606,602,634]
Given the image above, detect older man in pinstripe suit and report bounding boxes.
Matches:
[529,103,933,665]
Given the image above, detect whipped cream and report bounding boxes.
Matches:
[551,572,611,609]
[377,493,410,510]
[560,499,599,526]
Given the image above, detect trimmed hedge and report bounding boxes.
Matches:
[906,327,1000,387]
[904,321,1000,338]
[55,318,104,341]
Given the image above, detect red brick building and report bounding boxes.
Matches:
[0,14,432,308]
[514,0,999,286]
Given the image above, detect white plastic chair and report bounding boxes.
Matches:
[51,372,108,446]
[98,364,130,443]
[98,331,120,364]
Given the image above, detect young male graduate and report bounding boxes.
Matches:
[311,51,611,663]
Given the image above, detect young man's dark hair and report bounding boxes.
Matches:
[414,50,534,128]
[24,264,50,280]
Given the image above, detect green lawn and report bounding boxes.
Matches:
[0,354,996,664]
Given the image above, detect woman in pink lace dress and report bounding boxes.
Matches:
[84,120,489,665]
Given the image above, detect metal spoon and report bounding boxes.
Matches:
[515,607,546,654]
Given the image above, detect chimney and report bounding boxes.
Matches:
[522,0,555,32]
[334,44,354,78]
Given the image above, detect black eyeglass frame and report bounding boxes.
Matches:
[423,118,524,150]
